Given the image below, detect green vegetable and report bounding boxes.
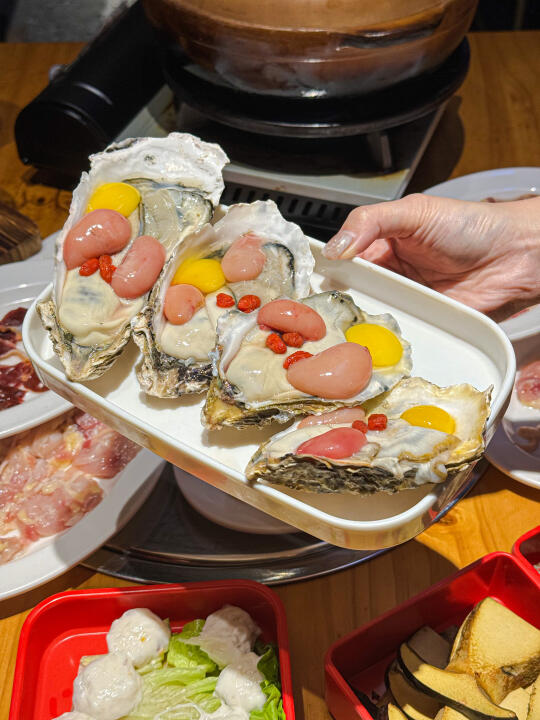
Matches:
[249,643,285,720]
[250,681,286,720]
[167,635,216,676]
[123,676,220,719]
[255,643,281,688]
[179,619,205,640]
[145,666,207,689]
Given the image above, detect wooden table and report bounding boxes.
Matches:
[0,32,539,720]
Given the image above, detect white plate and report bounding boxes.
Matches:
[0,449,164,600]
[0,257,72,439]
[24,240,515,551]
[486,335,540,489]
[173,466,294,535]
[424,167,540,341]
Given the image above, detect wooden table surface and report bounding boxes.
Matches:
[0,32,539,720]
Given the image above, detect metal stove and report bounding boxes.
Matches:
[116,39,469,239]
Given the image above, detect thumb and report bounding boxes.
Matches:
[322,194,430,260]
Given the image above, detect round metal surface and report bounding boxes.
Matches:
[162,39,470,138]
[83,461,487,585]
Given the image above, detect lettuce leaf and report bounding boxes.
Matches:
[255,643,280,688]
[167,620,217,677]
[123,675,220,719]
[250,680,286,720]
[179,619,205,639]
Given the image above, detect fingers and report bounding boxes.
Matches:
[323,194,431,260]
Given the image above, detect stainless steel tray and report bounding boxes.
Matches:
[83,461,487,585]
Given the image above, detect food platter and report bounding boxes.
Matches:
[24,240,515,551]
[0,258,71,438]
[0,449,164,601]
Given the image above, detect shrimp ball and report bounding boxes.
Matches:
[106,608,170,668]
[72,653,142,720]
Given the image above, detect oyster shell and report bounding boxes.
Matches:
[132,200,314,397]
[203,290,412,429]
[38,133,228,382]
[246,377,492,494]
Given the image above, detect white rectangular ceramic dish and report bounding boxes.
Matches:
[23,241,515,550]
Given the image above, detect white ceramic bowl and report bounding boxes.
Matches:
[173,466,295,534]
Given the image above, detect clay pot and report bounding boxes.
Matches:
[143,0,478,97]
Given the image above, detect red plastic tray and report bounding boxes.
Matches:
[325,552,540,720]
[10,580,294,720]
[513,525,540,574]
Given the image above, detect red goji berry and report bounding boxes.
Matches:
[266,332,287,354]
[216,293,235,308]
[352,420,368,433]
[79,257,99,276]
[368,413,388,431]
[282,332,304,348]
[99,254,116,283]
[237,294,261,313]
[283,350,313,370]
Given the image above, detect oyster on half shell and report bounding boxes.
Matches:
[246,377,492,494]
[132,200,314,397]
[203,290,412,429]
[38,133,228,382]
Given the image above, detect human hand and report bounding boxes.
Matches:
[322,193,540,313]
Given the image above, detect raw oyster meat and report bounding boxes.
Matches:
[246,377,492,493]
[38,133,228,382]
[203,290,412,429]
[132,200,314,397]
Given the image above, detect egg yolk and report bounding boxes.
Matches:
[86,182,141,217]
[345,323,403,367]
[172,258,226,294]
[400,405,456,434]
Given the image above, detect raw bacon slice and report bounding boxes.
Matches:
[0,307,27,326]
[516,360,540,409]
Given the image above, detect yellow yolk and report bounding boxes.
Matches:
[171,258,226,294]
[86,182,141,216]
[400,405,456,435]
[345,323,403,366]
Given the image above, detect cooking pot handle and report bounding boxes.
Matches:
[337,9,444,49]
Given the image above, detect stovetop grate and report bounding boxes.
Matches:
[221,182,354,241]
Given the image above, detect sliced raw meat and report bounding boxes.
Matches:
[516,360,540,409]
[0,535,28,564]
[73,427,139,478]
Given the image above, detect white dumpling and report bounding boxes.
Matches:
[72,653,142,720]
[106,607,170,668]
[53,713,96,720]
[215,652,266,713]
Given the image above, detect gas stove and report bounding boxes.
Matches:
[116,39,469,239]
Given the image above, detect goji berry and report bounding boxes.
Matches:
[352,420,368,433]
[79,257,99,276]
[216,293,235,308]
[282,332,304,347]
[237,294,261,313]
[368,413,387,431]
[266,332,287,354]
[99,254,116,283]
[283,350,313,370]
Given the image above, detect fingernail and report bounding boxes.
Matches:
[323,231,355,259]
